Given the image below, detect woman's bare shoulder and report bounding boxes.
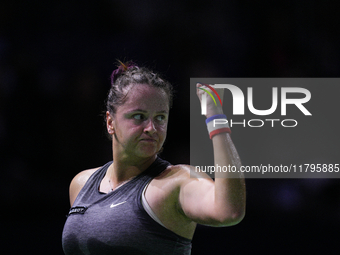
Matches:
[69,167,101,206]
[71,167,100,186]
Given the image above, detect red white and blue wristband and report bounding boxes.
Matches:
[206,114,231,139]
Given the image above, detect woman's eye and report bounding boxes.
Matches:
[132,114,166,122]
[133,114,144,120]
[156,115,166,121]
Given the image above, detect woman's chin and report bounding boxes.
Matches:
[135,146,160,158]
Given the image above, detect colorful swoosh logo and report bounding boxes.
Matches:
[198,83,223,106]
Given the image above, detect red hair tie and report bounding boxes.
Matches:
[110,60,138,85]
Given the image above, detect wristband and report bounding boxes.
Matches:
[206,114,231,139]
[205,114,227,125]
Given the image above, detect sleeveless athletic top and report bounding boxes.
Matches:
[62,157,192,255]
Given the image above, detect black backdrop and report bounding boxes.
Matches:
[1,1,339,254]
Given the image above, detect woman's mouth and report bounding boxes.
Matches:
[140,139,157,142]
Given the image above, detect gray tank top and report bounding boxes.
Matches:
[62,157,192,255]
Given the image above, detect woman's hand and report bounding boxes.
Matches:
[196,83,224,118]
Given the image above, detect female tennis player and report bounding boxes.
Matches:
[62,61,245,255]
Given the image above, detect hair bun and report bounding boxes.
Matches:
[110,60,138,85]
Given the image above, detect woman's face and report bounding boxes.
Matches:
[107,84,169,160]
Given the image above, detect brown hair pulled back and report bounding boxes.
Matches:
[106,61,173,116]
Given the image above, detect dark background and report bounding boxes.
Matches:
[1,0,339,254]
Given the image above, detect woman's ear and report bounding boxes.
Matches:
[106,111,115,135]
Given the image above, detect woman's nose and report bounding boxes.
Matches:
[144,119,156,134]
